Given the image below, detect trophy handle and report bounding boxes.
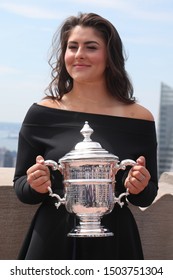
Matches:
[114,189,129,208]
[118,159,136,170]
[44,159,59,171]
[114,159,136,207]
[47,186,65,209]
[44,160,65,209]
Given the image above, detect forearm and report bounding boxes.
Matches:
[14,175,48,204]
[127,180,158,207]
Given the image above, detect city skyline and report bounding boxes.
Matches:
[0,0,173,125]
[158,83,173,175]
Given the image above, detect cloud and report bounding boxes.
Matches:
[71,0,132,12]
[124,34,173,47]
[0,65,19,74]
[1,1,172,23]
[0,2,59,19]
[71,0,173,23]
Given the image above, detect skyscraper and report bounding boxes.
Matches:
[158,83,173,177]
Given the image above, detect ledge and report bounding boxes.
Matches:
[0,167,15,186]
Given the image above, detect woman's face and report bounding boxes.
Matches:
[65,25,107,84]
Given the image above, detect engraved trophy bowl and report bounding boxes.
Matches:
[45,121,136,237]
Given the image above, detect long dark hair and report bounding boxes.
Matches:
[45,12,135,103]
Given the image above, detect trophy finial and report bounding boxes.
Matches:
[74,121,102,150]
[80,121,93,142]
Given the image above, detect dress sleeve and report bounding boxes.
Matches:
[126,122,158,207]
[13,123,49,204]
[127,180,158,207]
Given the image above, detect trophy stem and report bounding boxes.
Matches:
[68,215,114,237]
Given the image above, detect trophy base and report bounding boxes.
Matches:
[67,226,114,237]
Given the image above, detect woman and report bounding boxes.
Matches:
[13,12,158,260]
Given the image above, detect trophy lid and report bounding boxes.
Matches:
[59,121,119,162]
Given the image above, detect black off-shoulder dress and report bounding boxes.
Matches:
[13,103,158,260]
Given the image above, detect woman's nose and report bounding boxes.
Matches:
[75,47,84,59]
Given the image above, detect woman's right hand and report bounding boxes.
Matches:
[27,155,51,193]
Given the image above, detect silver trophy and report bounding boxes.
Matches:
[45,121,136,237]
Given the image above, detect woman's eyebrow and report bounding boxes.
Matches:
[84,41,100,45]
[67,40,100,45]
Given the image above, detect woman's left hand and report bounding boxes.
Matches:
[124,156,151,194]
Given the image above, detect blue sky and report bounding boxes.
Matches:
[0,0,173,127]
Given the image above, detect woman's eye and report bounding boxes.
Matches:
[87,46,97,50]
[68,45,77,49]
[67,45,97,51]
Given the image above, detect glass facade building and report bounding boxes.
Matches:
[158,83,173,176]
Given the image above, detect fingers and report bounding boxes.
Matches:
[136,156,145,166]
[130,168,148,183]
[27,156,51,194]
[36,155,45,164]
[28,172,51,193]
[124,156,151,195]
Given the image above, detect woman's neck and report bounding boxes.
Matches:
[65,82,114,106]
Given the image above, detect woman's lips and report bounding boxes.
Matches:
[73,64,90,68]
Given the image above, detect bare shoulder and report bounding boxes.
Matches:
[38,98,61,109]
[129,103,154,121]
